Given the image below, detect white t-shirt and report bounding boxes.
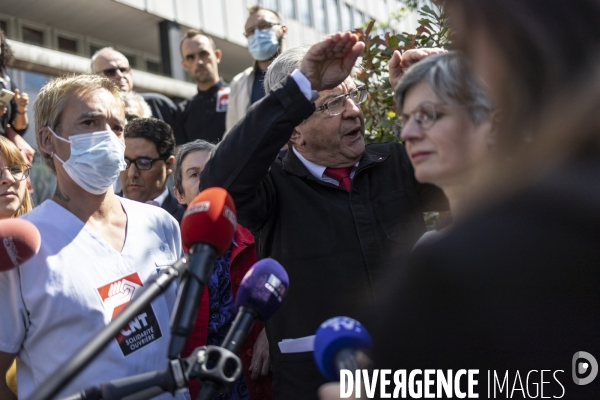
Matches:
[0,198,188,399]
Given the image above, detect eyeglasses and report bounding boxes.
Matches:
[100,66,131,77]
[124,157,168,171]
[315,85,367,116]
[244,22,281,38]
[0,165,30,181]
[396,101,446,132]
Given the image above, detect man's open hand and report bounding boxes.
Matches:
[388,48,446,89]
[300,32,365,92]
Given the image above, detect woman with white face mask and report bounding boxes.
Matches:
[394,52,495,246]
[0,75,188,400]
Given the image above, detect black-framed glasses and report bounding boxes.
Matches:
[124,157,168,171]
[315,85,367,116]
[100,66,131,77]
[0,165,30,181]
[396,101,447,132]
[244,22,281,38]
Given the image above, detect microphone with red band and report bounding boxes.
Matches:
[169,187,237,359]
[180,186,237,256]
[0,219,41,271]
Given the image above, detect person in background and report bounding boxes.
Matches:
[0,136,33,398]
[0,74,187,400]
[173,140,272,400]
[91,47,178,130]
[121,91,153,121]
[176,30,229,146]
[226,5,287,133]
[0,30,34,194]
[120,118,184,224]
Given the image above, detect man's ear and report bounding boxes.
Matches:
[215,49,222,63]
[38,127,55,157]
[281,25,288,39]
[166,155,175,175]
[173,187,186,206]
[289,126,304,148]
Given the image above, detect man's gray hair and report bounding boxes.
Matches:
[173,140,216,196]
[120,91,152,118]
[90,47,116,73]
[264,44,312,94]
[394,51,494,125]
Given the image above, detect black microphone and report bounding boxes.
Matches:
[196,258,289,400]
[169,188,237,359]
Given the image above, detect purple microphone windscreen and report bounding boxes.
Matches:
[235,258,289,321]
[314,316,373,381]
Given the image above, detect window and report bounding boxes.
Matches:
[353,9,364,28]
[313,0,326,32]
[22,27,44,46]
[146,60,161,74]
[282,0,296,19]
[341,4,353,31]
[261,0,278,11]
[326,0,339,32]
[90,44,103,57]
[0,20,7,35]
[299,0,312,26]
[58,37,77,54]
[122,53,137,68]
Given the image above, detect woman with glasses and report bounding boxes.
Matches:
[394,51,495,245]
[0,135,32,219]
[0,135,33,399]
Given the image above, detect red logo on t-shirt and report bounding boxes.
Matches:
[216,87,230,112]
[97,272,162,357]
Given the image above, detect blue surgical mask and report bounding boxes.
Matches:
[248,28,280,61]
[49,127,127,195]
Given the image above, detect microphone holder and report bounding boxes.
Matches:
[57,346,242,400]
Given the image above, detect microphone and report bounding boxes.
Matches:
[169,187,237,359]
[196,258,289,400]
[313,316,373,381]
[0,219,41,271]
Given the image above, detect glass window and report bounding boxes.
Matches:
[326,0,339,33]
[313,0,326,32]
[353,9,364,28]
[283,0,296,19]
[341,4,352,31]
[299,0,312,26]
[261,0,279,11]
[58,37,77,54]
[122,53,137,68]
[146,60,161,74]
[90,44,102,57]
[24,71,50,91]
[22,27,44,46]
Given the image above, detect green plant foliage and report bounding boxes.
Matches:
[355,3,450,143]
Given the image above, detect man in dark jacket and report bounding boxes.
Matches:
[120,118,184,224]
[201,33,447,399]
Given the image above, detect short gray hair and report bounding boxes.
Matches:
[173,140,215,196]
[120,91,152,118]
[394,51,493,125]
[90,47,116,73]
[264,44,312,94]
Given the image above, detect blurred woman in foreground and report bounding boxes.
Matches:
[320,0,600,398]
[0,135,33,398]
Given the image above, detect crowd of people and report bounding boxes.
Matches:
[0,1,598,400]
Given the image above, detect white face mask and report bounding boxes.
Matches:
[49,127,127,195]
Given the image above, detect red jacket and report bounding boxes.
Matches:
[182,225,272,400]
